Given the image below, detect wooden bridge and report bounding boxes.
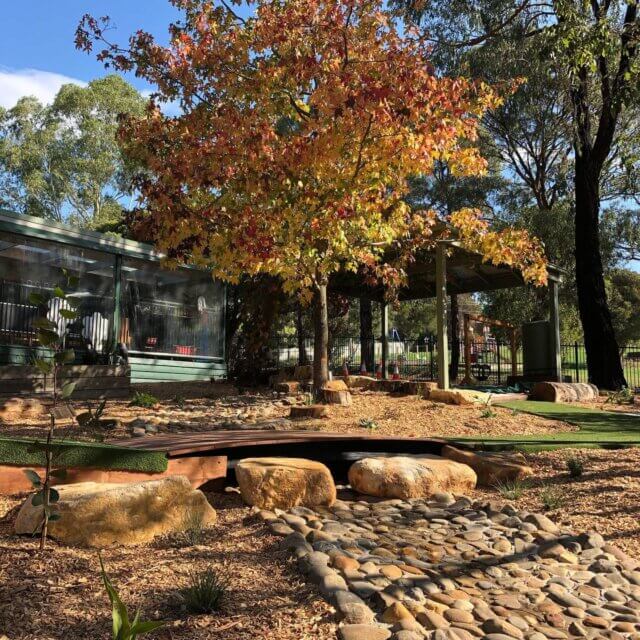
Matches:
[107,429,449,487]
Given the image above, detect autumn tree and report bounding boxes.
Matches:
[77,0,546,394]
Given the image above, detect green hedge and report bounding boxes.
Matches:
[0,437,168,473]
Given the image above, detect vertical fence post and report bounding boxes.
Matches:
[429,337,435,381]
[497,341,502,385]
[574,341,580,383]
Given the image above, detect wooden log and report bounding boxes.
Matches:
[529,381,599,403]
[321,379,351,406]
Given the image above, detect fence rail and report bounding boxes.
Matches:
[269,336,640,388]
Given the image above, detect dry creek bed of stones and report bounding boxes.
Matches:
[260,493,640,640]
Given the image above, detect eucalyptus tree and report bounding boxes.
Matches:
[0,75,146,228]
[394,0,640,388]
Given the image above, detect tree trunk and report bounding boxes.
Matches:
[574,154,627,390]
[449,295,460,381]
[312,280,329,398]
[296,303,308,365]
[359,296,374,373]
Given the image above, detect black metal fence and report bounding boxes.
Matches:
[269,336,640,388]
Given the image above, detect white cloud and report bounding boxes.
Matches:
[0,68,86,109]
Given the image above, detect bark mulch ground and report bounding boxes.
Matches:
[0,493,336,640]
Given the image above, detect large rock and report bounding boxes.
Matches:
[429,388,490,405]
[236,457,336,509]
[441,445,533,486]
[348,455,477,499]
[529,381,599,402]
[14,475,216,547]
[290,404,330,419]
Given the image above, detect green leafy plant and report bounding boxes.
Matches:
[178,567,228,614]
[100,554,165,639]
[76,399,108,428]
[359,417,379,431]
[480,408,497,419]
[540,484,564,511]
[172,394,186,409]
[566,456,584,478]
[605,387,634,405]
[130,392,158,408]
[23,269,79,550]
[494,477,528,501]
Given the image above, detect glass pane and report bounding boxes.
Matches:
[121,257,224,358]
[0,231,115,362]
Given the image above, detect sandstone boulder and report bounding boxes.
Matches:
[342,375,376,390]
[429,388,490,405]
[441,445,533,486]
[0,397,46,422]
[529,381,598,403]
[14,475,216,547]
[348,455,477,499]
[322,379,352,406]
[275,381,301,394]
[236,457,336,509]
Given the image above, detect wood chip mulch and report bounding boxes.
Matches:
[0,493,336,640]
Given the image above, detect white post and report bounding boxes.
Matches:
[436,242,450,390]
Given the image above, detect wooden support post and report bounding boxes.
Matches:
[510,329,518,378]
[380,300,389,379]
[462,313,472,384]
[436,242,449,390]
[549,279,562,382]
[112,253,123,358]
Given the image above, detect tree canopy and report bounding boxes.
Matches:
[0,75,146,228]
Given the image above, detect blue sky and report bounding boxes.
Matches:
[0,1,186,107]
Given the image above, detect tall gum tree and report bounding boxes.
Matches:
[77,0,547,394]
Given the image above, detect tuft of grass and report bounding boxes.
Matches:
[480,408,497,419]
[178,568,228,614]
[180,509,206,547]
[540,484,564,511]
[566,455,584,478]
[494,477,528,501]
[130,391,159,408]
[359,417,379,431]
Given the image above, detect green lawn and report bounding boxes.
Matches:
[0,437,168,473]
[451,400,640,451]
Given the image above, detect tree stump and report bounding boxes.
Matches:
[321,379,352,406]
[529,382,598,403]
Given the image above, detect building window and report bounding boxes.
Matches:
[0,232,115,363]
[120,258,224,359]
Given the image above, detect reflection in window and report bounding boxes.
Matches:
[0,232,115,362]
[120,258,224,359]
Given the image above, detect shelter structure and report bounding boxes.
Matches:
[0,210,226,393]
[330,239,564,389]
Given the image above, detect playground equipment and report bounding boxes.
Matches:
[462,314,518,384]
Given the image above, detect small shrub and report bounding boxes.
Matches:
[566,456,584,478]
[100,554,165,639]
[494,477,528,501]
[172,394,186,409]
[179,567,228,614]
[359,417,379,431]
[480,408,497,419]
[605,387,634,405]
[130,392,159,408]
[540,484,564,511]
[304,392,313,406]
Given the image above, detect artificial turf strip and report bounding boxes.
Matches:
[0,437,168,473]
[451,400,640,451]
